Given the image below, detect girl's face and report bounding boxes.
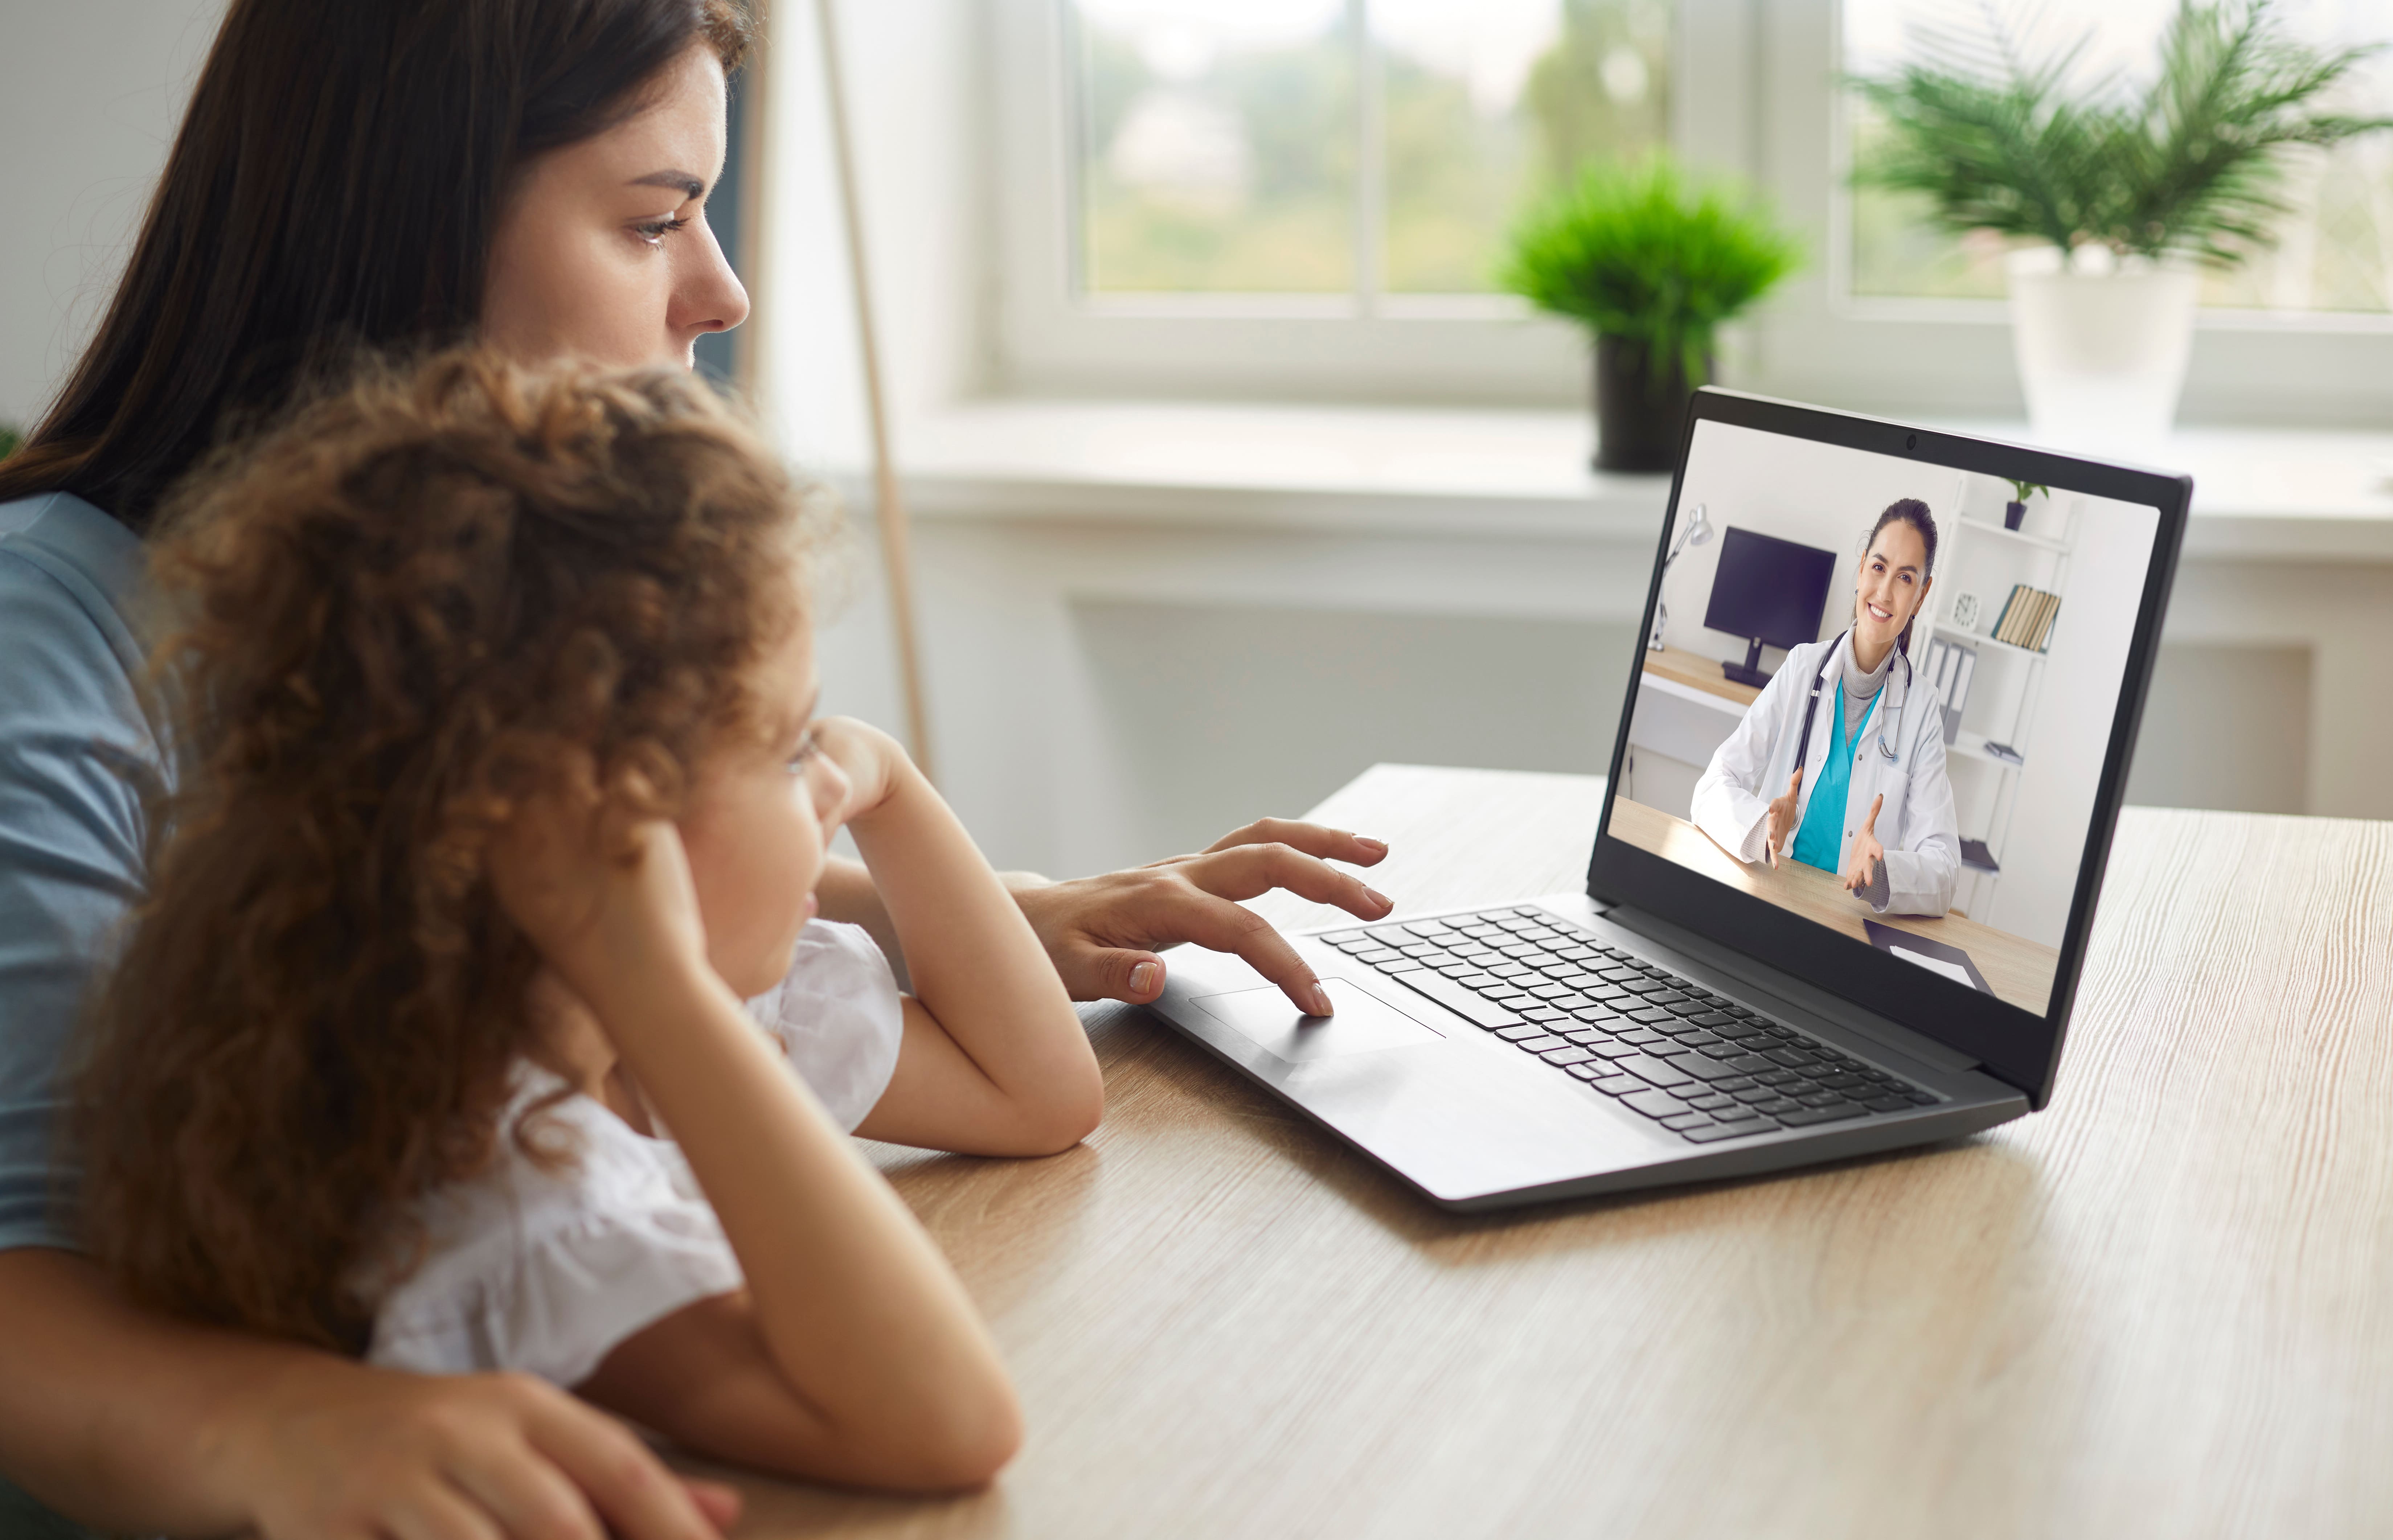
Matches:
[481,44,749,370]
[1854,520,1932,658]
[678,623,849,998]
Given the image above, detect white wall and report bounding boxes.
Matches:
[1659,419,1968,666]
[0,0,225,431]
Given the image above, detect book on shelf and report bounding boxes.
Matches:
[1992,584,2062,651]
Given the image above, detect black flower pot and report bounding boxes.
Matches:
[2004,499,2027,530]
[1591,333,1709,473]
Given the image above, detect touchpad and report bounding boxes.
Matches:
[1192,978,1445,1064]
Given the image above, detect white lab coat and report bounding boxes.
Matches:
[1689,632,1960,917]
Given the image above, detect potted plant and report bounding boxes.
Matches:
[1852,0,2391,447]
[2003,479,2047,532]
[1501,156,1802,473]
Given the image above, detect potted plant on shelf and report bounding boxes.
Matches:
[1501,156,1801,473]
[2003,479,2047,532]
[1852,0,2392,448]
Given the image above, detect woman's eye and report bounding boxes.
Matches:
[786,729,821,775]
[634,215,692,247]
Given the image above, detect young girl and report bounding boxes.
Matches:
[72,350,1103,1492]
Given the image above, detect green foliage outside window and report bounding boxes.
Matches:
[1850,0,2393,268]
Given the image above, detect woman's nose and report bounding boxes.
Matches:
[677,217,751,339]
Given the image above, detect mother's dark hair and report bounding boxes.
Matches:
[0,0,751,532]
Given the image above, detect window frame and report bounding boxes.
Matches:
[987,0,2393,421]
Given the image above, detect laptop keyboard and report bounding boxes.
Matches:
[1318,907,1942,1145]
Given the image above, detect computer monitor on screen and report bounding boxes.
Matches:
[1704,526,1838,687]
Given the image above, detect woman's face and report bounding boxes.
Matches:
[482,44,749,370]
[679,622,849,998]
[1854,520,1932,659]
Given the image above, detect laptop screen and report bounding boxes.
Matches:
[1590,393,2186,1105]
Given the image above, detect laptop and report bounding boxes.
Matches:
[1144,387,2190,1210]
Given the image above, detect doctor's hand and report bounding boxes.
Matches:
[1763,770,1804,868]
[1842,794,1888,897]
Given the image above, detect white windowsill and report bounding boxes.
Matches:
[891,398,2393,560]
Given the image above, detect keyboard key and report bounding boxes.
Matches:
[1664,1054,1738,1084]
[1752,1097,1804,1116]
[1683,1118,1775,1142]
[1728,1084,1778,1103]
[1620,1089,1686,1118]
[1689,1011,1739,1028]
[1660,1111,1716,1132]
[1509,1035,1569,1054]
[1493,1024,1548,1040]
[1616,1055,1694,1089]
[1712,1076,1756,1091]
[1541,1046,1597,1067]
[1386,969,1524,1029]
[1401,923,1456,939]
[1695,1041,1745,1060]
[1779,1102,1867,1126]
[1686,1093,1737,1112]
[1589,1040,1642,1060]
[1795,1090,1849,1108]
[1585,1075,1639,1096]
[1863,1094,1913,1112]
[1724,1054,1778,1075]
[1820,1073,1870,1092]
[1905,1090,1940,1104]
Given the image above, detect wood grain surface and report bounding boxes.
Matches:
[697,764,2393,1540]
[1606,794,2060,1013]
[1641,645,1763,706]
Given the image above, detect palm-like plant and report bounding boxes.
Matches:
[1852,0,2393,266]
[1500,155,1802,387]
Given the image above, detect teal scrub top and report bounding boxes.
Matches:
[1790,683,1876,875]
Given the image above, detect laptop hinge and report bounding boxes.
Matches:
[1595,903,1984,1077]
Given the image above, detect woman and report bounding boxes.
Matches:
[1690,500,1960,918]
[0,3,1390,1535]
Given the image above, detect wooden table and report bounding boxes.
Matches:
[1606,795,2061,1013]
[709,764,2393,1539]
[1641,644,1762,706]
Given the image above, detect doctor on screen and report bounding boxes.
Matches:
[1691,498,1961,917]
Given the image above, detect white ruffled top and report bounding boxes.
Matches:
[361,920,905,1388]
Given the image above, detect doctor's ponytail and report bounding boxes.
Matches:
[1866,498,1938,656]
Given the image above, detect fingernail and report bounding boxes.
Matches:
[1365,887,1392,910]
[1357,836,1388,855]
[1129,960,1159,995]
[1310,983,1335,1015]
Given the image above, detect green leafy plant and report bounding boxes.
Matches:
[1851,0,2393,267]
[1499,154,1802,387]
[0,423,22,462]
[2006,478,2049,503]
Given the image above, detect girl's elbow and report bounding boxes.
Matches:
[881,1379,1024,1491]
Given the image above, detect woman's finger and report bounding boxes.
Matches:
[383,1477,509,1540]
[1200,818,1388,867]
[1151,888,1331,1015]
[1179,843,1394,917]
[441,1431,609,1540]
[514,1393,718,1540]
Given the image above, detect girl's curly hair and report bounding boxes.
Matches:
[74,348,829,1351]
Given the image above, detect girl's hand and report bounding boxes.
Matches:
[486,753,710,1009]
[806,716,908,830]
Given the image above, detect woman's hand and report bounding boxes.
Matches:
[1763,770,1803,868]
[1009,820,1393,1016]
[485,753,710,1011]
[233,1358,741,1540]
[1842,794,1887,897]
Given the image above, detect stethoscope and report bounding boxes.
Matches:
[1791,629,1913,779]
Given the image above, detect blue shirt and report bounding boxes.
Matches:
[0,492,165,1252]
[1790,683,1876,876]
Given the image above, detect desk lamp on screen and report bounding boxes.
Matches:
[1705,526,1838,687]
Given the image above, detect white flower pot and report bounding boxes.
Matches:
[2006,247,2199,450]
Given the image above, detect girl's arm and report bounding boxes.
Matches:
[491,783,1020,1491]
[813,721,1103,1157]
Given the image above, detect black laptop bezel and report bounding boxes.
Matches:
[1585,387,2189,1109]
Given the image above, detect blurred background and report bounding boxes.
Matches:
[6,0,2389,880]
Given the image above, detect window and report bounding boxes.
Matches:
[1843,0,2393,320]
[1069,0,1668,303]
[988,0,2393,420]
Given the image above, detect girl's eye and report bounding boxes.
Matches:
[634,215,692,247]
[786,728,821,775]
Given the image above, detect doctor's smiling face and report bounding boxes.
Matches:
[1852,509,1935,669]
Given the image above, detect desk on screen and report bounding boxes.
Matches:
[1606,795,2059,1014]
